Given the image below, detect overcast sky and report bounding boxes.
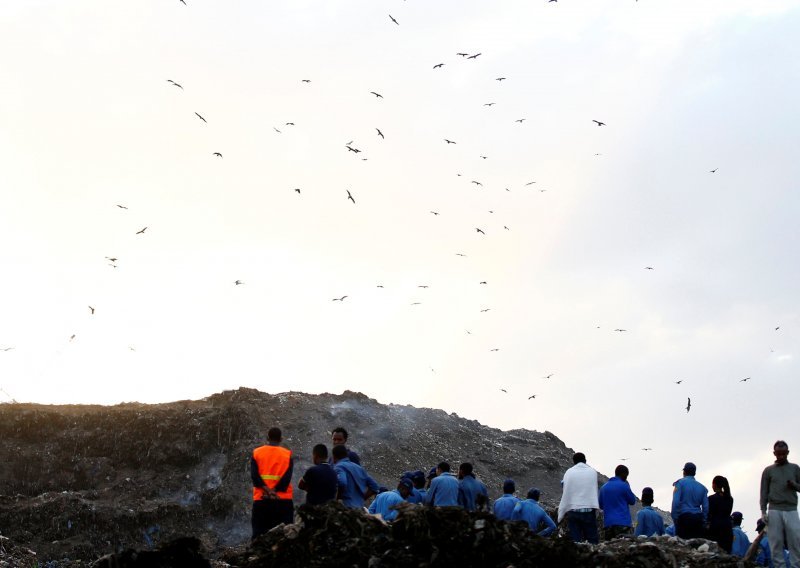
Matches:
[2,0,799,528]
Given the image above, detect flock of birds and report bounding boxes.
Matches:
[0,2,788,452]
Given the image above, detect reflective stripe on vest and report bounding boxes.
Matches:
[252,444,293,500]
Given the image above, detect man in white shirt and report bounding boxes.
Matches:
[558,452,600,544]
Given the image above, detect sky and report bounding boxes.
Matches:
[1,0,799,530]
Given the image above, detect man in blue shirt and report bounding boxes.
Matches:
[599,464,637,539]
[458,462,489,511]
[332,444,378,508]
[494,479,520,521]
[425,462,460,507]
[511,488,557,536]
[730,511,750,557]
[368,478,413,521]
[298,444,338,505]
[634,487,664,537]
[671,461,708,539]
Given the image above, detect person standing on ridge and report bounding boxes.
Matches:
[297,444,337,505]
[425,462,460,507]
[457,462,489,512]
[670,461,708,539]
[250,427,294,539]
[760,440,800,568]
[729,512,750,557]
[707,475,734,553]
[330,426,361,465]
[332,443,378,509]
[598,464,637,539]
[634,487,664,537]
[558,452,600,544]
[494,479,521,521]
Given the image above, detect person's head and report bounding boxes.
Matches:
[427,466,438,481]
[411,471,426,489]
[312,444,328,465]
[712,475,731,498]
[682,462,696,476]
[731,511,743,527]
[267,427,282,443]
[458,462,474,479]
[503,479,516,495]
[572,452,586,464]
[641,487,654,506]
[614,464,629,481]
[437,461,450,474]
[774,440,790,464]
[331,427,349,447]
[527,488,541,501]
[331,444,348,463]
[398,478,414,499]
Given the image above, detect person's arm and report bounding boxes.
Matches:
[598,485,605,510]
[251,456,266,488]
[368,494,379,514]
[336,468,347,500]
[510,503,522,521]
[365,472,379,499]
[538,511,557,537]
[702,491,709,523]
[760,467,770,517]
[634,510,644,537]
[424,481,436,506]
[625,485,636,505]
[274,456,294,493]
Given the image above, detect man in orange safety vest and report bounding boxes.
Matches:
[250,426,294,539]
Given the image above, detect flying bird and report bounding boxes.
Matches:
[88,306,95,314]
[496,77,507,81]
[195,112,207,123]
[418,285,429,289]
[484,102,495,107]
[346,190,355,204]
[301,79,311,83]
[456,53,469,57]
[480,308,491,312]
[500,389,507,393]
[444,139,456,144]
[525,181,536,185]
[471,181,483,186]
[641,448,653,451]
[592,120,605,126]
[476,228,485,234]
[455,253,466,257]
[332,296,348,302]
[370,91,383,98]
[0,347,14,352]
[179,0,186,5]
[480,155,488,160]
[503,226,510,230]
[740,377,751,382]
[212,152,223,158]
[104,257,117,262]
[273,127,282,133]
[345,145,361,153]
[389,14,399,25]
[135,227,147,235]
[433,63,445,69]
[234,280,243,285]
[644,266,654,270]
[613,328,627,332]
[528,395,536,400]
[775,326,780,331]
[285,122,295,126]
[544,374,554,379]
[376,128,384,139]
[166,79,183,89]
[479,281,487,285]
[116,204,128,209]
[710,168,718,173]
[293,188,301,194]
[69,334,76,342]
[430,211,439,216]
[515,118,526,123]
[411,302,421,305]
[686,398,691,413]
[674,380,683,385]
[490,348,500,352]
[467,53,481,59]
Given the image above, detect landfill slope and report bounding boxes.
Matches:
[0,388,580,562]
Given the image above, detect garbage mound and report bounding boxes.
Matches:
[221,502,752,568]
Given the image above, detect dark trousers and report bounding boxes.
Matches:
[252,499,294,540]
[567,510,599,544]
[604,525,632,540]
[675,513,705,539]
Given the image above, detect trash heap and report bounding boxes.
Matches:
[220,502,753,568]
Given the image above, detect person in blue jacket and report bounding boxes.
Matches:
[368,478,413,521]
[332,444,379,508]
[729,511,750,557]
[458,462,489,511]
[599,464,637,539]
[511,488,557,536]
[403,470,427,504]
[494,479,521,520]
[671,461,709,539]
[425,462,460,506]
[634,487,664,537]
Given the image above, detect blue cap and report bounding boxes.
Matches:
[399,478,414,491]
[427,466,438,479]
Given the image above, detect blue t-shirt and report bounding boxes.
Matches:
[301,463,338,505]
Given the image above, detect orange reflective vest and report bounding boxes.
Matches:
[252,444,293,501]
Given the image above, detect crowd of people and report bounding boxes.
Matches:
[249,429,800,568]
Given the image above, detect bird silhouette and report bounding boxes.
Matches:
[430,211,439,216]
[644,266,654,270]
[370,91,383,98]
[212,152,223,158]
[301,79,311,83]
[347,190,356,204]
[179,0,186,5]
[515,118,526,123]
[490,348,500,352]
[525,181,537,185]
[467,53,481,59]
[592,120,605,126]
[116,204,128,209]
[444,139,456,144]
[479,281,487,285]
[285,122,295,126]
[775,326,781,331]
[456,53,469,57]
[433,63,445,69]
[332,296,348,302]
[500,388,507,393]
[480,308,490,312]
[389,14,399,25]
[484,102,495,106]
[105,257,117,262]
[480,155,488,160]
[345,145,361,153]
[234,280,243,285]
[496,77,507,81]
[195,112,207,123]
[135,227,147,235]
[471,181,483,186]
[455,253,466,257]
[69,334,76,341]
[641,448,653,451]
[504,226,510,230]
[710,168,718,173]
[294,188,301,194]
[675,380,683,385]
[613,329,627,332]
[544,373,554,379]
[167,79,183,89]
[418,285,429,289]
[88,306,95,314]
[376,128,384,139]
[0,347,14,352]
[476,228,485,234]
[528,394,536,399]
[740,377,751,382]
[411,302,421,305]
[686,398,691,413]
